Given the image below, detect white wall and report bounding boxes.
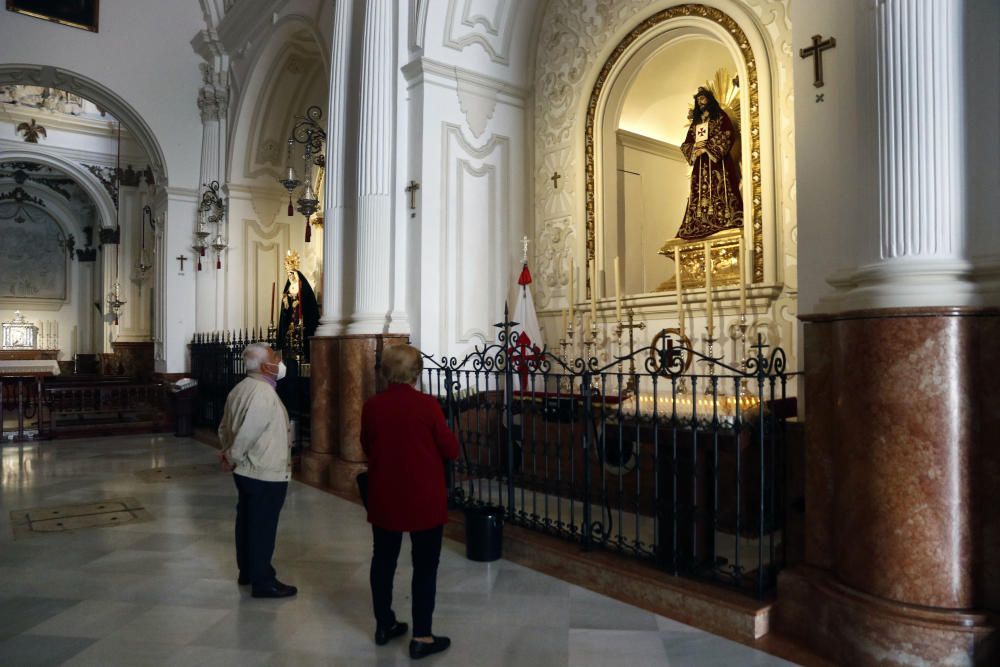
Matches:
[403,0,540,355]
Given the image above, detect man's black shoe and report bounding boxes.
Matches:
[409,636,451,660]
[374,621,408,646]
[251,580,297,598]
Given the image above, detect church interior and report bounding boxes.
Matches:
[0,1,998,665]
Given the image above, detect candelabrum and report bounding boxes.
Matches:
[703,329,718,396]
[280,106,326,242]
[108,282,127,326]
[735,313,749,395]
[615,308,646,399]
[196,181,225,270]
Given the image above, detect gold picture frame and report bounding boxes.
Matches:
[6,0,99,33]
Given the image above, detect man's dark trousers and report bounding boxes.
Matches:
[234,473,287,586]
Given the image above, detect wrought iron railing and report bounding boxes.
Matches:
[189,328,310,451]
[422,323,796,599]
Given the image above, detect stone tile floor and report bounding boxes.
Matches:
[0,434,799,666]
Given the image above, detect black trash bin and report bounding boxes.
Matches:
[169,381,198,437]
[464,505,503,562]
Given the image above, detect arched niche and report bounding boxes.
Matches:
[226,14,329,328]
[584,4,771,299]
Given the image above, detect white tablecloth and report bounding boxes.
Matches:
[0,359,61,376]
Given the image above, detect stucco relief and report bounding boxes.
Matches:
[535,216,575,309]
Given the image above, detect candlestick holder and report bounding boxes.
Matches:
[736,313,749,395]
[703,330,718,396]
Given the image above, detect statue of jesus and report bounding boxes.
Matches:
[676,87,743,240]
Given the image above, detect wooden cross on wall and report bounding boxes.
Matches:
[176,255,187,271]
[405,180,420,209]
[800,34,836,88]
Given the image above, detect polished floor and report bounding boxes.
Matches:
[0,435,798,666]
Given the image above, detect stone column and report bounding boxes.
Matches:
[194,61,229,332]
[776,3,999,665]
[347,0,394,335]
[304,0,355,487]
[316,1,404,495]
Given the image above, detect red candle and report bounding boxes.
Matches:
[270,282,276,323]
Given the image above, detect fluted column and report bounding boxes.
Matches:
[833,0,967,309]
[315,0,354,337]
[347,0,395,334]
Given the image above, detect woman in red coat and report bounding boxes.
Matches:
[361,344,459,660]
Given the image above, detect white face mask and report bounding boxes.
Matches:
[276,361,287,381]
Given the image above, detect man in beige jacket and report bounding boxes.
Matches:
[219,343,297,598]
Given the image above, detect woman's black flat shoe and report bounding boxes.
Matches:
[409,636,451,659]
[374,621,408,646]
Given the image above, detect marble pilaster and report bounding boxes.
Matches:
[304,333,409,495]
[775,308,1000,666]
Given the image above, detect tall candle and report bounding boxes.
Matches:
[738,236,747,316]
[590,260,597,326]
[561,308,568,335]
[53,321,58,346]
[704,242,714,337]
[613,256,622,322]
[568,256,575,319]
[674,247,684,338]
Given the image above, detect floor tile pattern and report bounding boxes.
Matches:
[0,434,799,666]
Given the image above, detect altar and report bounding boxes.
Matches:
[0,359,61,376]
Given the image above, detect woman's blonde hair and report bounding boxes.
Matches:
[380,344,423,385]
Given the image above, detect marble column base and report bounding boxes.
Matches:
[778,307,1000,665]
[775,566,998,667]
[328,456,368,499]
[299,450,334,487]
[307,333,409,494]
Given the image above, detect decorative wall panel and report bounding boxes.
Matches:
[444,0,516,65]
[443,124,508,344]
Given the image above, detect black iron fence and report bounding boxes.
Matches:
[189,329,311,451]
[423,325,795,599]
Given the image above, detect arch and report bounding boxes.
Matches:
[228,14,330,187]
[0,147,118,230]
[584,6,768,290]
[0,64,168,186]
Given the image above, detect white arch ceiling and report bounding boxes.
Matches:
[0,147,118,230]
[228,16,329,186]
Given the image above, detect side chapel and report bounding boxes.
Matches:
[0,1,997,665]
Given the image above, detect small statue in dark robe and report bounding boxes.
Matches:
[276,251,320,360]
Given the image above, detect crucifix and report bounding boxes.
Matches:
[800,34,836,88]
[176,255,187,271]
[550,172,561,189]
[405,180,420,210]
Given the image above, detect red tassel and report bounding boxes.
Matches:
[304,221,311,242]
[113,316,119,325]
[200,246,205,257]
[197,256,202,271]
[287,196,294,216]
[216,256,222,270]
